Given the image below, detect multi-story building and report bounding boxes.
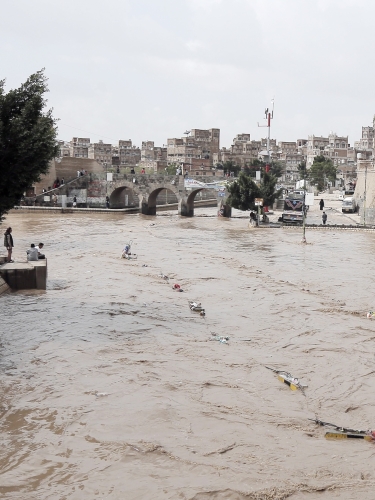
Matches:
[297,139,308,156]
[118,140,141,166]
[69,137,90,158]
[58,140,70,158]
[88,140,112,166]
[306,133,350,168]
[213,134,263,167]
[278,141,297,154]
[139,141,167,172]
[354,118,375,152]
[167,128,220,171]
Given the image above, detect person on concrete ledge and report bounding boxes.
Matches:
[27,243,39,261]
[37,243,45,259]
[4,227,14,263]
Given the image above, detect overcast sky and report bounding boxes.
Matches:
[1,0,374,148]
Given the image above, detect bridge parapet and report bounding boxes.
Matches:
[25,173,232,217]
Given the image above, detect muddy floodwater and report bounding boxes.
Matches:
[1,210,375,499]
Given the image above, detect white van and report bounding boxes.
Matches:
[342,197,356,213]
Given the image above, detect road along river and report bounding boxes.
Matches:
[1,209,375,500]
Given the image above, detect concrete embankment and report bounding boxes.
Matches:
[0,260,47,290]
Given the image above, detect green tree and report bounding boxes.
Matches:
[243,158,264,177]
[243,159,283,179]
[259,172,283,207]
[309,155,337,192]
[226,172,259,210]
[269,160,284,179]
[223,160,241,177]
[164,163,178,175]
[0,70,58,221]
[226,171,282,211]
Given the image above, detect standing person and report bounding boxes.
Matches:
[105,195,110,209]
[77,170,80,178]
[61,178,65,185]
[73,196,77,208]
[4,227,14,263]
[322,211,327,225]
[319,198,324,210]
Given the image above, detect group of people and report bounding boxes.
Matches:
[3,227,45,263]
[52,178,64,189]
[26,243,45,261]
[77,170,86,177]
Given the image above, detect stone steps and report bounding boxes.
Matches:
[0,276,9,295]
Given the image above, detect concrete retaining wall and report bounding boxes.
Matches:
[0,260,47,290]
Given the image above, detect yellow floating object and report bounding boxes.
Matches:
[277,374,299,391]
[325,432,373,442]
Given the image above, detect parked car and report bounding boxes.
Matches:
[342,197,356,213]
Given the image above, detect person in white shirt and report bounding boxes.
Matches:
[37,243,45,259]
[27,244,39,261]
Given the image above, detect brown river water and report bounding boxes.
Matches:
[1,209,375,499]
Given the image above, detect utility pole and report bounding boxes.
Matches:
[257,100,274,216]
[364,163,368,226]
[302,165,307,243]
[258,99,274,172]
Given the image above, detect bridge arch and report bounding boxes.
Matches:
[181,187,219,217]
[142,185,180,215]
[107,179,142,209]
[109,186,140,208]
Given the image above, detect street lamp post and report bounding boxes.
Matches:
[363,163,368,227]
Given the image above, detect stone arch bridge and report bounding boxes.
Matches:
[34,173,232,217]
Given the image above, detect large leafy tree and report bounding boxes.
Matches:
[226,171,282,211]
[223,160,241,177]
[309,155,337,192]
[0,70,58,221]
[259,171,283,206]
[243,159,283,179]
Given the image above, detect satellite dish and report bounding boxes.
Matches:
[184,130,191,135]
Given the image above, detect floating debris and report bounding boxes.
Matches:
[309,418,370,434]
[266,366,307,393]
[95,392,109,397]
[189,301,205,315]
[210,335,229,344]
[325,432,374,442]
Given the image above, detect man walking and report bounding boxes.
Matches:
[322,212,327,225]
